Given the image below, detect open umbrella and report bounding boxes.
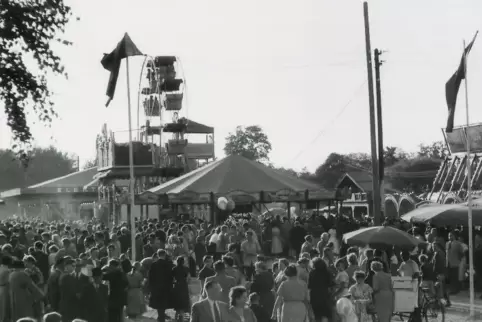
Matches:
[401,203,482,226]
[343,226,423,248]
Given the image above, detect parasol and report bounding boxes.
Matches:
[401,203,482,226]
[343,226,423,248]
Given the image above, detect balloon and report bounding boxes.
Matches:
[290,206,297,214]
[217,197,228,210]
[227,199,235,211]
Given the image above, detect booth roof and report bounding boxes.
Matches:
[147,154,335,198]
[0,167,98,199]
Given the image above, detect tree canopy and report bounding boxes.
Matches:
[224,125,272,162]
[0,0,74,163]
[277,142,445,193]
[82,157,97,170]
[0,146,76,192]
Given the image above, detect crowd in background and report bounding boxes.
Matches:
[0,211,480,322]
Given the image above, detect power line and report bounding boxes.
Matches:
[289,80,368,165]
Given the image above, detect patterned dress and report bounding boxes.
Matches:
[349,282,373,322]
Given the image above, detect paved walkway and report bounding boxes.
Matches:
[449,291,482,313]
[134,282,482,320]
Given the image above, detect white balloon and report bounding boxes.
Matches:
[217,197,228,210]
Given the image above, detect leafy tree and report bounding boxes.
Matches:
[344,152,372,170]
[313,153,348,188]
[0,146,75,192]
[418,141,448,160]
[384,146,410,167]
[82,157,97,170]
[224,125,272,162]
[1,1,74,163]
[386,157,442,193]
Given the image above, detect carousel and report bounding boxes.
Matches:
[137,154,345,224]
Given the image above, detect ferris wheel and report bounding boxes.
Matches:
[136,56,187,167]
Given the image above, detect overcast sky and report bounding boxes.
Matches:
[1,0,482,171]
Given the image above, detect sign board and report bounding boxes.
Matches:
[266,189,304,202]
[466,123,482,153]
[443,123,482,154]
[444,127,467,154]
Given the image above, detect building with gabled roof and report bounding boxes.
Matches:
[0,167,98,219]
[335,171,402,218]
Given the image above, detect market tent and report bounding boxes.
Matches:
[401,202,482,226]
[144,155,336,203]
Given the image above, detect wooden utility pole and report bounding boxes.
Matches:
[374,48,385,218]
[363,2,381,225]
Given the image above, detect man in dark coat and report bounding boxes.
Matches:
[32,240,50,281]
[148,249,173,322]
[79,267,109,322]
[103,259,128,322]
[289,221,306,258]
[59,257,79,322]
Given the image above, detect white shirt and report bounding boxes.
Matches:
[209,233,219,244]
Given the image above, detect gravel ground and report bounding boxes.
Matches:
[129,276,481,322]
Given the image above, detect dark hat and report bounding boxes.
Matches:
[55,256,65,267]
[63,256,75,266]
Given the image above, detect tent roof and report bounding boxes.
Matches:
[0,167,98,199]
[147,155,335,201]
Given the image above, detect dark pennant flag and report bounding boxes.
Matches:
[101,33,143,107]
[445,31,478,132]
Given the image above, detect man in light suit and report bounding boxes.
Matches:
[190,280,228,322]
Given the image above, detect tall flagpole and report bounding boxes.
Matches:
[463,38,475,318]
[126,57,137,261]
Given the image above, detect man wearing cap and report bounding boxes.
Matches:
[103,259,128,322]
[79,267,108,322]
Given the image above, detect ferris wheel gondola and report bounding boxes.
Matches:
[136,55,188,170]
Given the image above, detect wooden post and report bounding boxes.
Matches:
[363,1,381,225]
[375,48,385,219]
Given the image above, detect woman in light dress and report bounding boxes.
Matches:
[334,259,350,300]
[272,264,309,322]
[458,236,468,285]
[126,262,146,319]
[241,231,261,281]
[349,271,373,322]
[271,225,283,257]
[372,261,393,322]
[328,228,340,256]
[274,258,289,291]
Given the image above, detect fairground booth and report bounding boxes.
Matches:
[136,154,344,224]
[0,168,98,220]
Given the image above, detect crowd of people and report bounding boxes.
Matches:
[0,211,479,322]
